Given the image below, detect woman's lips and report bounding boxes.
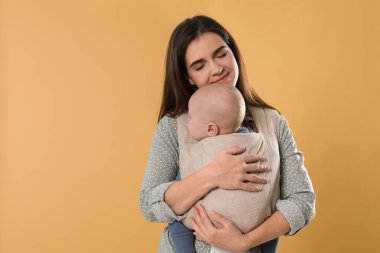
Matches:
[213,72,229,83]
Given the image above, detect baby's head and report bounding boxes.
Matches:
[187,84,246,141]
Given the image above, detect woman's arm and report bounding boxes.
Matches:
[275,116,316,235]
[139,116,181,223]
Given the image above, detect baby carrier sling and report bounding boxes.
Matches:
[177,107,281,233]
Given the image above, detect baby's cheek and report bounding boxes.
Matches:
[187,123,193,135]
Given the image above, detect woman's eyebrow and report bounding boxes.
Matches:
[188,46,227,69]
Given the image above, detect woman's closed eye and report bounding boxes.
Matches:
[216,51,227,58]
[195,64,204,71]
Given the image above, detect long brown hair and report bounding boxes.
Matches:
[158,15,276,122]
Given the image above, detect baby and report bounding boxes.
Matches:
[169,84,279,253]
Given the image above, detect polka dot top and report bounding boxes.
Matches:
[139,114,316,252]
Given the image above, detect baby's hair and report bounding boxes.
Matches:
[190,84,246,134]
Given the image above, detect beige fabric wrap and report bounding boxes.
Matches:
[177,107,281,233]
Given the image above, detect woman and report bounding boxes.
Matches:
[139,15,315,253]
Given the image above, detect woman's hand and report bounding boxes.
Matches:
[189,204,251,251]
[205,146,270,192]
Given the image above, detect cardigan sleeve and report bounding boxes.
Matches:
[275,116,316,235]
[139,116,186,223]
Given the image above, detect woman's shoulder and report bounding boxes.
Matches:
[249,106,281,119]
[248,106,283,124]
[247,106,285,138]
[158,115,178,128]
[159,112,191,130]
[156,115,179,141]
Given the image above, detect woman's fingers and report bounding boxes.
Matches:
[239,182,264,192]
[223,146,246,155]
[189,217,206,241]
[195,204,214,227]
[193,205,213,230]
[243,173,268,184]
[191,205,216,242]
[193,204,203,223]
[210,211,231,227]
[244,163,271,174]
[193,232,204,241]
[243,154,265,163]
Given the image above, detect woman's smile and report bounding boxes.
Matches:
[212,72,230,84]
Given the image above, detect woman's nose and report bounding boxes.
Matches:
[211,62,223,76]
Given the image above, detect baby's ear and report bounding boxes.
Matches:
[207,123,219,137]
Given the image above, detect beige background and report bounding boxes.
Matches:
[1,0,379,252]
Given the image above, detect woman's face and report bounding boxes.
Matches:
[185,32,239,89]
